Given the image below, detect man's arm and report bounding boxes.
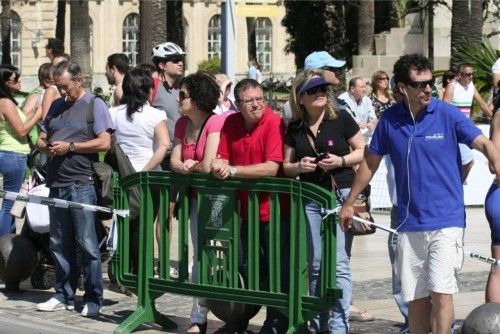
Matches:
[470,134,500,180]
[49,131,111,156]
[473,89,493,119]
[230,161,280,178]
[339,148,382,231]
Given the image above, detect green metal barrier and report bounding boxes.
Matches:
[111,171,341,334]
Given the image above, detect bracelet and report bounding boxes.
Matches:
[341,156,346,167]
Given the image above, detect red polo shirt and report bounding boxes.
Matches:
[218,107,285,222]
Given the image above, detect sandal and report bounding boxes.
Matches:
[349,309,375,322]
[187,322,207,334]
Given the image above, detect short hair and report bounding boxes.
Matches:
[46,38,64,56]
[53,60,82,80]
[458,63,473,73]
[290,69,337,122]
[122,68,153,118]
[37,63,53,85]
[348,77,363,90]
[0,65,20,105]
[393,54,432,86]
[52,53,71,65]
[107,53,130,75]
[179,72,220,113]
[233,78,262,103]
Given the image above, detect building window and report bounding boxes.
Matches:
[123,13,139,66]
[0,11,21,68]
[255,17,272,72]
[207,15,221,59]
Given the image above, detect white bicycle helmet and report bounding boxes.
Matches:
[151,42,186,60]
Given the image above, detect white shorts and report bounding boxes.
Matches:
[458,143,474,165]
[397,227,464,302]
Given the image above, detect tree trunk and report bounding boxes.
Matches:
[246,17,256,62]
[451,0,483,63]
[70,0,92,89]
[1,0,11,65]
[139,0,166,64]
[56,0,66,42]
[166,0,184,49]
[358,0,374,55]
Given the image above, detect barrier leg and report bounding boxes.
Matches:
[114,302,177,334]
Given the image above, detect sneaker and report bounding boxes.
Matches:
[36,297,75,312]
[81,302,101,317]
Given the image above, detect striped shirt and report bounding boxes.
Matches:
[451,81,474,118]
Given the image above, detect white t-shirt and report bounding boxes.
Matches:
[109,103,167,172]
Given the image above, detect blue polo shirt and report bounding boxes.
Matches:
[370,98,482,232]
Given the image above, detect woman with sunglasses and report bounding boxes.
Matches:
[170,72,225,334]
[0,65,42,236]
[369,70,394,118]
[283,70,365,334]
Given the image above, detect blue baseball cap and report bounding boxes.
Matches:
[296,76,331,95]
[304,51,346,70]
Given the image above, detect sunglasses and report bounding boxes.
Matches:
[178,90,190,101]
[460,72,473,78]
[7,75,20,83]
[406,77,435,90]
[378,77,389,81]
[302,86,328,96]
[167,57,184,64]
[320,66,341,73]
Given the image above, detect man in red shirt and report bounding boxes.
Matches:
[211,79,288,333]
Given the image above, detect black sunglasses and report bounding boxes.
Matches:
[303,85,328,96]
[167,57,184,64]
[178,90,190,101]
[406,77,435,90]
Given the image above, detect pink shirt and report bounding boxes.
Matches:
[174,114,226,161]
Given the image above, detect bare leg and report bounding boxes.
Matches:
[409,297,431,334]
[486,245,500,303]
[430,292,454,334]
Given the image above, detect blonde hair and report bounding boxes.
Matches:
[290,69,337,123]
[370,70,392,100]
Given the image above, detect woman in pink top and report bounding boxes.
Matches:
[170,72,225,334]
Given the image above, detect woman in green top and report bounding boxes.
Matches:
[0,65,42,236]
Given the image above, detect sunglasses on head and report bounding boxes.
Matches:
[406,77,435,90]
[302,85,328,96]
[178,90,190,101]
[167,57,184,64]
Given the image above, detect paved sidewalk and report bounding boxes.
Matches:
[0,208,492,333]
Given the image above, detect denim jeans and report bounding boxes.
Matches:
[0,150,27,236]
[49,183,103,306]
[388,205,409,333]
[306,188,351,334]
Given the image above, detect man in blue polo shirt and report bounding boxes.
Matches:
[339,54,500,334]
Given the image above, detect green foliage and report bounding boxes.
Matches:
[451,37,500,95]
[93,86,112,104]
[197,56,221,74]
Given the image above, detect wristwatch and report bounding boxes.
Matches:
[229,166,237,178]
[69,142,75,153]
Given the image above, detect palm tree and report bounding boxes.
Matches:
[56,0,66,42]
[1,0,11,65]
[451,0,483,63]
[70,0,91,89]
[358,0,374,55]
[139,0,166,64]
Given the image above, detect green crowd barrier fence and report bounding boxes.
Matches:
[111,171,342,334]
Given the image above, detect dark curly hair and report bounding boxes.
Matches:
[393,54,432,86]
[179,72,220,113]
[121,68,153,118]
[0,65,20,105]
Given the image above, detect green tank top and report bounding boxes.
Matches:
[0,106,30,155]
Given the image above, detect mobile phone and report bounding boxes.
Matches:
[314,152,328,163]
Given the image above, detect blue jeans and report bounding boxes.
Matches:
[49,184,103,306]
[0,150,27,236]
[306,188,351,334]
[388,205,409,333]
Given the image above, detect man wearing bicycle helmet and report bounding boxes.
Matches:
[151,41,185,158]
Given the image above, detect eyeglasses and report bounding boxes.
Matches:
[302,86,328,96]
[378,77,389,81]
[178,90,190,101]
[239,96,265,105]
[406,77,435,90]
[460,72,473,78]
[167,57,184,64]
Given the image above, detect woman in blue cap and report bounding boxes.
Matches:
[283,69,365,334]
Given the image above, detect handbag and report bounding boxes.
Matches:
[305,130,376,236]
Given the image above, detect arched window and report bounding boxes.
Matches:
[0,11,21,68]
[255,17,272,72]
[207,15,221,59]
[123,13,139,66]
